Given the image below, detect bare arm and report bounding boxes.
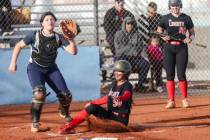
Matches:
[64,39,77,55]
[184,28,195,44]
[8,40,26,72]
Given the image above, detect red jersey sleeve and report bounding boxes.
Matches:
[118,90,132,101]
[91,96,108,105]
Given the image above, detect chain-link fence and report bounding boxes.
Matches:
[98,0,210,96]
[1,0,210,96]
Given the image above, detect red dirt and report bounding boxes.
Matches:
[1,95,210,140]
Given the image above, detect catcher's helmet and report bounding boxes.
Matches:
[168,0,182,9]
[114,60,132,73]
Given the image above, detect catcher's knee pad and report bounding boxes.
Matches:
[57,90,72,106]
[32,85,46,103]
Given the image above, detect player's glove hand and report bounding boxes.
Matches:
[59,19,81,40]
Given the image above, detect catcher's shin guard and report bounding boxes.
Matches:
[31,86,46,122]
[31,85,46,132]
[57,90,72,121]
[31,102,44,124]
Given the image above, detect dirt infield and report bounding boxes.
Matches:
[1,95,210,140]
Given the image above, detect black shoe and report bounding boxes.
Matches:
[31,122,39,133]
[59,108,72,122]
[65,115,72,122]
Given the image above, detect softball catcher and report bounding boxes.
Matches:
[8,11,80,132]
[59,60,133,134]
[157,0,195,108]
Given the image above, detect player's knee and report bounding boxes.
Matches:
[177,75,186,81]
[32,85,46,103]
[167,73,175,80]
[57,90,72,106]
[85,104,100,114]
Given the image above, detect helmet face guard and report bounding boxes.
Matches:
[168,0,182,9]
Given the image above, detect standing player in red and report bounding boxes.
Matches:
[59,60,133,134]
[157,0,195,108]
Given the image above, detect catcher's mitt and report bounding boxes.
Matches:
[59,19,81,40]
[87,115,133,133]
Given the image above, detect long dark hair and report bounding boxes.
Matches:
[40,11,57,23]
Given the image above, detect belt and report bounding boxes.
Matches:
[169,41,181,46]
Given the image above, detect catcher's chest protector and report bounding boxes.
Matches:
[32,31,60,68]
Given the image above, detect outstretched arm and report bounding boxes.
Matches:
[84,95,108,108]
[90,96,108,105]
[8,40,26,73]
[64,39,77,55]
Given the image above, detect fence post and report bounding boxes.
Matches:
[93,0,99,46]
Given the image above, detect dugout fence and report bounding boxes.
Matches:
[1,0,210,96]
